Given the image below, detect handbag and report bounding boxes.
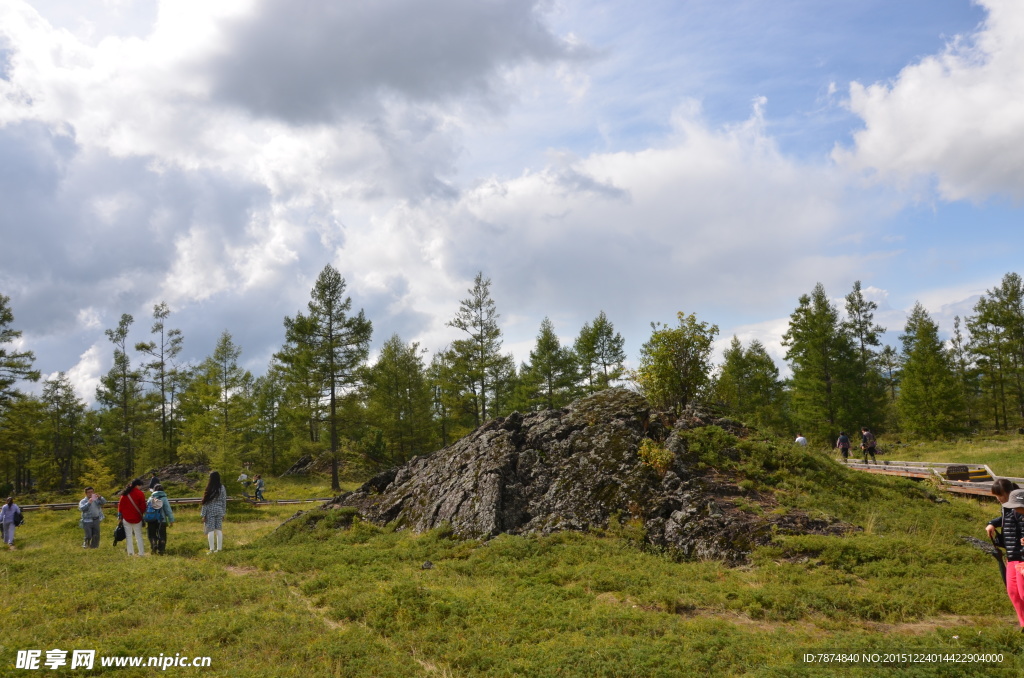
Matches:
[113,520,126,546]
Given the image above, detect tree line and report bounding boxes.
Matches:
[2,269,1023,495]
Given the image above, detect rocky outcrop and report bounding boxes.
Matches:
[322,388,851,563]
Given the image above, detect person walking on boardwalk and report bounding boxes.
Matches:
[145,484,174,555]
[859,427,877,464]
[0,497,22,549]
[835,432,852,463]
[254,474,265,502]
[200,471,228,554]
[78,487,106,549]
[995,484,1024,630]
[117,479,148,556]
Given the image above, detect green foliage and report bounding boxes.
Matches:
[4,461,1024,677]
[714,336,787,430]
[574,310,626,393]
[782,283,861,442]
[898,303,965,438]
[0,292,40,410]
[636,438,673,475]
[283,264,373,491]
[445,271,516,425]
[634,311,718,412]
[364,335,435,464]
[520,317,579,410]
[680,425,738,468]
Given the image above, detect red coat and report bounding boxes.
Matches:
[118,487,147,523]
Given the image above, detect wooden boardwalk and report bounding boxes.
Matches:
[846,459,1022,498]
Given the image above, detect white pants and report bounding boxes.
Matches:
[124,520,145,555]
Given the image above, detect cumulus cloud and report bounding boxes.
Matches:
[206,0,589,123]
[836,0,1024,201]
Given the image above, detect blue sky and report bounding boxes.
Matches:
[1,0,1021,399]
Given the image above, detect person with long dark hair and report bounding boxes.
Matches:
[987,478,1024,629]
[200,471,228,554]
[117,479,148,556]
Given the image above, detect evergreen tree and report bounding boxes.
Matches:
[0,293,40,411]
[288,264,372,491]
[0,395,45,493]
[277,312,325,450]
[446,272,509,425]
[782,283,859,441]
[897,303,964,437]
[574,311,626,393]
[842,281,887,429]
[96,314,146,479]
[634,312,718,412]
[252,361,290,474]
[714,337,785,429]
[135,302,183,465]
[365,335,435,464]
[41,372,86,491]
[521,318,578,409]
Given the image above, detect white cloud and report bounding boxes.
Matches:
[64,343,103,403]
[836,0,1024,201]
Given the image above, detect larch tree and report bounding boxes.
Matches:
[135,302,183,465]
[574,311,626,393]
[446,272,507,426]
[289,264,372,491]
[897,303,964,437]
[0,293,40,411]
[781,283,858,442]
[521,318,578,409]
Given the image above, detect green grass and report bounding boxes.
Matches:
[1,461,1023,676]
[873,434,1024,478]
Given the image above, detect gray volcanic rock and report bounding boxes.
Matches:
[323,388,850,562]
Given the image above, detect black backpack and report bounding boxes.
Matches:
[13,511,23,527]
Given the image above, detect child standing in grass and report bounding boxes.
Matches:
[989,480,1024,629]
[200,472,227,554]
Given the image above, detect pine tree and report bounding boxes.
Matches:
[135,302,183,465]
[897,303,964,437]
[782,283,859,442]
[446,272,509,425]
[0,293,40,411]
[41,372,86,491]
[574,311,626,393]
[365,335,435,464]
[97,314,146,479]
[289,265,372,491]
[714,337,785,429]
[843,281,887,430]
[521,318,578,410]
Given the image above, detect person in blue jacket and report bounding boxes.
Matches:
[145,484,175,555]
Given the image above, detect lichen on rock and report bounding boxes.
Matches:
[319,388,852,563]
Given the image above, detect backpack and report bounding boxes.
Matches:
[13,510,23,527]
[144,497,163,523]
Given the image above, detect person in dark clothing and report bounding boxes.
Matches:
[988,480,1024,629]
[859,427,877,464]
[835,432,852,462]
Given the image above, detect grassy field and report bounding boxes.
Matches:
[871,433,1024,478]
[1,456,1023,677]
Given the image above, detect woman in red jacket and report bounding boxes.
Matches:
[117,479,148,556]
